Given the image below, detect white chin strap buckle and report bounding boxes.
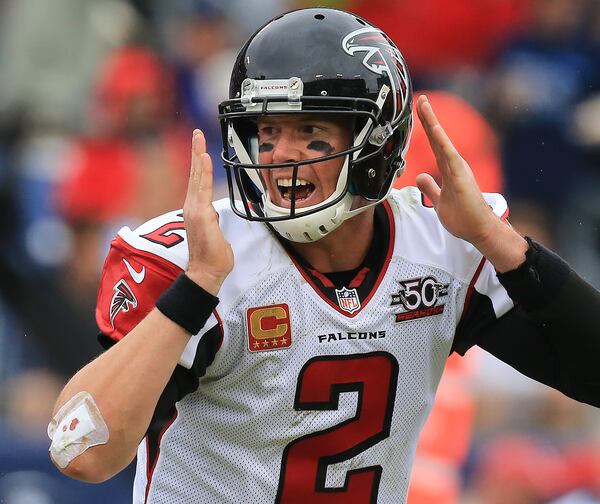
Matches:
[48,391,109,468]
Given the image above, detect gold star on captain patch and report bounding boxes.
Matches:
[271,340,278,347]
[262,341,269,348]
[253,342,260,349]
[281,337,288,345]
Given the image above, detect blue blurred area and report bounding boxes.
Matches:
[0,433,134,503]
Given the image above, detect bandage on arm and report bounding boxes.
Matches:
[48,391,109,469]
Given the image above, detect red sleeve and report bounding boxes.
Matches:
[96,236,183,342]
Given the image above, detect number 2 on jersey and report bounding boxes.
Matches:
[276,352,399,503]
[141,213,185,248]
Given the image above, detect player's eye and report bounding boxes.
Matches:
[258,126,277,137]
[300,125,323,135]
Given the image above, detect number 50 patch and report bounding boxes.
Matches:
[247,304,292,352]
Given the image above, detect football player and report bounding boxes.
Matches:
[49,8,600,504]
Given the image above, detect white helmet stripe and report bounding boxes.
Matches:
[352,84,390,161]
[228,124,264,195]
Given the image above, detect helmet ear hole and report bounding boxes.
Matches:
[351,155,387,200]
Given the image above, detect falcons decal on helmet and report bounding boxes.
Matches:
[109,279,138,328]
[342,27,409,120]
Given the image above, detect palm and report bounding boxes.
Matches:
[184,130,234,295]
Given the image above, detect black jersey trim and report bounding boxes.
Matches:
[142,320,223,501]
[460,257,486,323]
[144,408,178,504]
[452,257,488,355]
[420,192,434,208]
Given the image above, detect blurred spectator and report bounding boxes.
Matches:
[0,1,147,381]
[560,443,600,500]
[351,0,533,82]
[56,45,191,308]
[0,0,140,129]
[485,0,599,213]
[553,0,600,290]
[58,46,190,222]
[406,354,476,504]
[465,435,570,504]
[483,0,600,292]
[400,90,504,194]
[0,124,103,378]
[158,0,240,188]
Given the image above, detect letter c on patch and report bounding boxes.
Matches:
[249,305,289,340]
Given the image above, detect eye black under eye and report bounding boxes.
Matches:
[307,140,334,154]
[259,143,274,153]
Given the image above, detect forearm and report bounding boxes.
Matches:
[518,268,600,404]
[480,240,600,406]
[53,309,190,482]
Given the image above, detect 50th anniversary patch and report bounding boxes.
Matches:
[391,276,449,323]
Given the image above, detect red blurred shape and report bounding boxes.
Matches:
[396,90,503,195]
[352,0,532,75]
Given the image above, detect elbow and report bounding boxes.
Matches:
[53,450,118,483]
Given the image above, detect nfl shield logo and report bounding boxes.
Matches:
[335,287,361,314]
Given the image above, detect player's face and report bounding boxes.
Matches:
[257,115,351,209]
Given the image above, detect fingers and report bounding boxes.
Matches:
[415,173,441,207]
[187,130,214,208]
[198,152,214,206]
[187,130,203,202]
[416,95,462,176]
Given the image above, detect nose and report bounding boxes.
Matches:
[271,131,302,164]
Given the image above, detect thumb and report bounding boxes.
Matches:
[416,173,441,207]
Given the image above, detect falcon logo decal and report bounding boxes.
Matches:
[342,27,394,76]
[109,279,138,328]
[342,27,410,119]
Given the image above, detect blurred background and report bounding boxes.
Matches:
[0,0,599,502]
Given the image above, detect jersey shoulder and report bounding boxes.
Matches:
[387,187,509,284]
[96,209,188,342]
[96,201,288,341]
[115,199,267,269]
[116,209,189,269]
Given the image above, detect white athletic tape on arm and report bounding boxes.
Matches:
[47,391,109,469]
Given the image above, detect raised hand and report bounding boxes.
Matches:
[414,95,527,272]
[184,130,234,295]
[414,95,497,246]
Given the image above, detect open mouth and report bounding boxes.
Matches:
[277,178,316,202]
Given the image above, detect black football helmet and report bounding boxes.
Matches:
[218,7,412,242]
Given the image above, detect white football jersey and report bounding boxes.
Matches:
[96,187,513,503]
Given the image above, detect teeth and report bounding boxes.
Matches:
[277,178,311,187]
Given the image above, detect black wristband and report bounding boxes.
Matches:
[156,274,219,335]
[497,236,570,311]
